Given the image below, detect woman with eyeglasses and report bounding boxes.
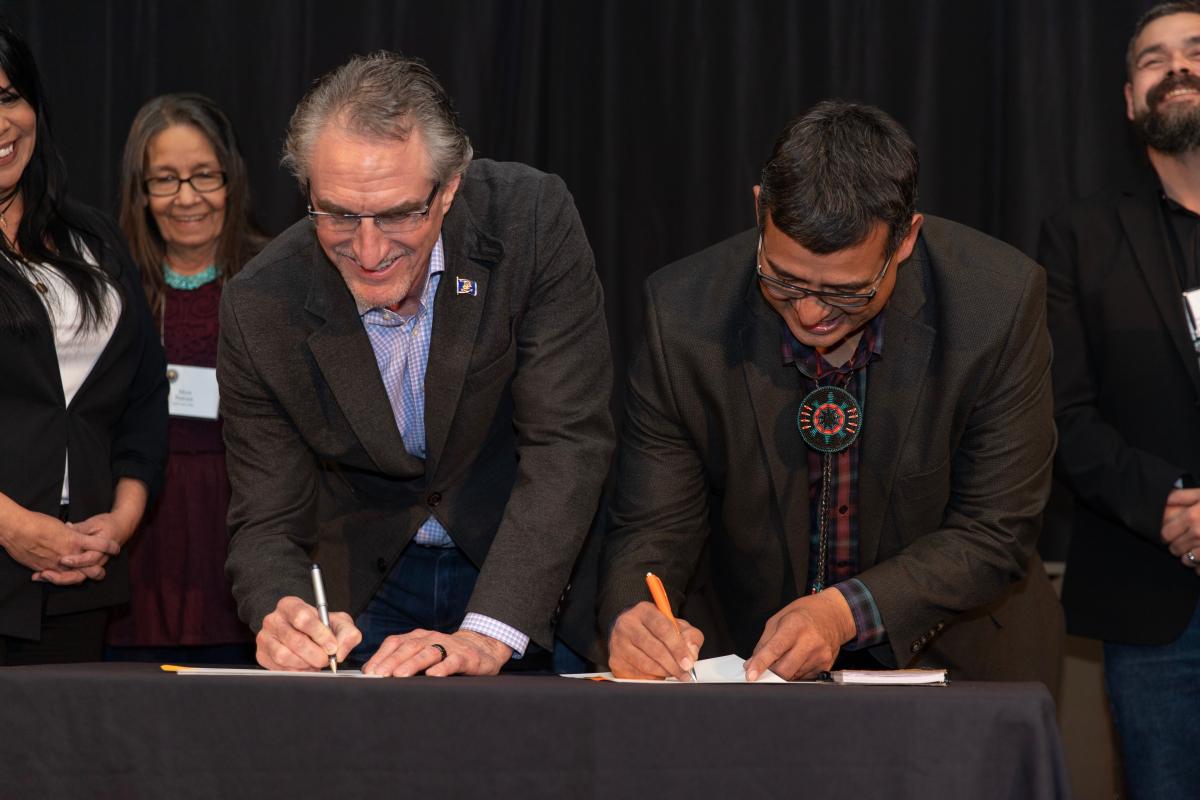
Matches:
[106,93,267,664]
[0,23,167,664]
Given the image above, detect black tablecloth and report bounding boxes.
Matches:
[0,664,1067,799]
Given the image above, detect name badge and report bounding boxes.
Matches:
[167,364,219,419]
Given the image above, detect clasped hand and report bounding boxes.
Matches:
[1162,488,1200,575]
[2,510,122,585]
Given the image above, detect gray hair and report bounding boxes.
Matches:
[281,51,473,186]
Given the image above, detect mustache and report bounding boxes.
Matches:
[335,248,410,271]
[1147,73,1200,108]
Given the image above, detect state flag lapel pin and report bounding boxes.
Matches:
[456,277,478,296]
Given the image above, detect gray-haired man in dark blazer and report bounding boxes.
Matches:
[218,53,613,676]
[599,101,1063,690]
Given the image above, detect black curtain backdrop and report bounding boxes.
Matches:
[1,1,1162,563]
[1,0,1158,376]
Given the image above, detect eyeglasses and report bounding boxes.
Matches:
[755,236,893,309]
[144,172,227,197]
[307,182,441,234]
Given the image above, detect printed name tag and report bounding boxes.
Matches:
[167,364,219,420]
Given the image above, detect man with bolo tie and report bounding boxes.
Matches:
[218,52,613,676]
[1039,4,1200,796]
[599,100,1063,690]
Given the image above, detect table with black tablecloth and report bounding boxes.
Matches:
[0,664,1067,799]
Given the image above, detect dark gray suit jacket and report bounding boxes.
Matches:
[1040,181,1200,645]
[599,217,1063,686]
[218,160,614,649]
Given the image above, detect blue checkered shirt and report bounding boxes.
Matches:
[360,237,528,657]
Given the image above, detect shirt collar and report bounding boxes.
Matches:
[781,312,885,381]
[1161,190,1200,220]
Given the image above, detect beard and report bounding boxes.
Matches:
[1132,73,1200,154]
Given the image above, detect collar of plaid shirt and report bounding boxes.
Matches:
[780,313,885,380]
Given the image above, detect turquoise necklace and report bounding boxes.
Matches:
[164,262,218,290]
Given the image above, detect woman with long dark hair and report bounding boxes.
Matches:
[105,93,266,663]
[0,21,167,664]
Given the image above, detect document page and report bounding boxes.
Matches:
[163,665,384,678]
[561,653,786,683]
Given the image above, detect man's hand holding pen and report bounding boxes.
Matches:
[608,601,704,681]
[256,595,362,672]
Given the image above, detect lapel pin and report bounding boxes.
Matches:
[456,277,478,296]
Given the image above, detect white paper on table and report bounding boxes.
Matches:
[167,666,384,678]
[828,668,947,685]
[561,653,787,683]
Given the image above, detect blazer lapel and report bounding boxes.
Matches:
[304,246,423,477]
[1117,189,1200,397]
[859,241,935,567]
[739,270,811,593]
[423,199,503,478]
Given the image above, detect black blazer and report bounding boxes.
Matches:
[1040,180,1200,645]
[0,204,168,641]
[219,160,615,649]
[598,218,1064,687]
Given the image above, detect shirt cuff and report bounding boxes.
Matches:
[833,578,886,650]
[459,613,529,659]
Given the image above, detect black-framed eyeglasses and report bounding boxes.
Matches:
[306,181,441,234]
[144,172,228,197]
[755,236,892,309]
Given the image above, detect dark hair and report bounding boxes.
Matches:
[1127,2,1200,76]
[0,21,115,337]
[282,51,472,187]
[757,100,918,257]
[118,93,267,318]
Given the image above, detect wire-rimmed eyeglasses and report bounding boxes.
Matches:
[307,182,441,234]
[755,236,892,309]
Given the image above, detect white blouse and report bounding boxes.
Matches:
[21,243,122,503]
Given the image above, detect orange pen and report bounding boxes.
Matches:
[645,572,699,682]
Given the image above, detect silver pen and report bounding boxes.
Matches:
[310,564,338,673]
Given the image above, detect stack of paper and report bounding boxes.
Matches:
[828,668,947,685]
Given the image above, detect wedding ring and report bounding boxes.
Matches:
[430,643,448,662]
[1186,551,1197,565]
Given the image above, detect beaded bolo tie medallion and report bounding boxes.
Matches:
[797,382,863,594]
[797,385,861,454]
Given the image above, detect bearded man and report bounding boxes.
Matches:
[1038,4,1200,797]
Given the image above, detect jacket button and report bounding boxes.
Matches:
[376,557,388,573]
[427,492,442,506]
[911,642,921,653]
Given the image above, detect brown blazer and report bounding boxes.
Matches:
[218,160,614,649]
[598,217,1063,687]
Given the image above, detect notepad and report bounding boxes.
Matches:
[561,653,786,683]
[828,668,947,685]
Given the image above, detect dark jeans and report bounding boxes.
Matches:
[1104,598,1200,800]
[348,543,479,668]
